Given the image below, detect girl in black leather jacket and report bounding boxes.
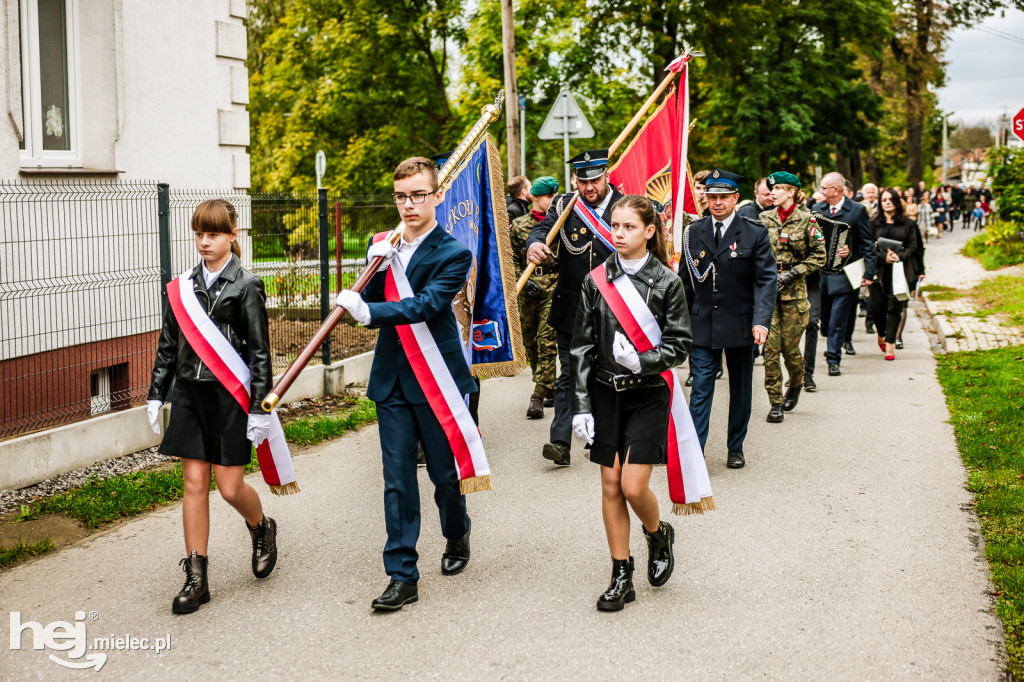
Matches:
[570,195,692,612]
[147,199,278,614]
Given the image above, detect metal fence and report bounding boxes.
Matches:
[0,180,394,440]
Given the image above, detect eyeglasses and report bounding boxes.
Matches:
[393,192,432,205]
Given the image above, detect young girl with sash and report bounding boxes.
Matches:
[148,199,288,614]
[570,195,693,611]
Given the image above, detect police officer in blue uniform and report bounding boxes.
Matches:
[525,149,622,467]
[680,170,777,469]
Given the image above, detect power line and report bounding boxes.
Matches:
[973,25,1024,46]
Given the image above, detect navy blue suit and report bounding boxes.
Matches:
[681,213,776,454]
[812,198,875,369]
[362,225,475,584]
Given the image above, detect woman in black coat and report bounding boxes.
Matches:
[869,188,918,360]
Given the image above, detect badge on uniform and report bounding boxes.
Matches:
[780,233,789,245]
[699,250,706,258]
[580,227,588,235]
[729,243,737,258]
[693,258,700,267]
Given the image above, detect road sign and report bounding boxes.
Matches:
[1013,107,1024,143]
[315,150,327,189]
[537,89,595,139]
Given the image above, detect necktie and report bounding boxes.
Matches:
[830,205,837,217]
[714,221,723,247]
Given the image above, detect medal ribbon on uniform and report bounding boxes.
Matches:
[572,201,616,252]
[591,263,716,515]
[167,272,298,495]
[373,233,491,494]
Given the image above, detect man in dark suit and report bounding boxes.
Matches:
[526,149,621,467]
[812,172,875,378]
[680,169,776,469]
[336,157,475,611]
[736,176,773,222]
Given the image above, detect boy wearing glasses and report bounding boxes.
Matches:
[335,157,476,611]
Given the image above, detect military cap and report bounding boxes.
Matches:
[570,149,609,180]
[766,171,801,189]
[430,150,454,168]
[704,169,743,194]
[530,176,559,196]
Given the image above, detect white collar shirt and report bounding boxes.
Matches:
[712,212,736,240]
[617,252,650,275]
[201,261,227,289]
[828,196,846,216]
[396,222,438,270]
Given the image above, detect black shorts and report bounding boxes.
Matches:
[588,379,670,467]
[158,381,252,467]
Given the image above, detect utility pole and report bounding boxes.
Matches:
[942,115,948,182]
[500,0,521,178]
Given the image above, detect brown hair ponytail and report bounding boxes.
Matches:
[611,194,670,267]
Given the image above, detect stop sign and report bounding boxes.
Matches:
[1014,107,1024,143]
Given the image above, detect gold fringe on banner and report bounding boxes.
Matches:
[460,474,492,495]
[672,495,717,516]
[269,481,301,496]
[471,135,528,380]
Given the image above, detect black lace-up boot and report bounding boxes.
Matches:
[643,521,675,587]
[596,557,635,611]
[247,516,278,579]
[172,551,210,614]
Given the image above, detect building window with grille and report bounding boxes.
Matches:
[19,0,82,167]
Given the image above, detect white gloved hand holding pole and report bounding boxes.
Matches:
[335,289,371,325]
[572,413,595,445]
[612,331,642,374]
[147,400,163,435]
[367,240,397,269]
[246,413,272,447]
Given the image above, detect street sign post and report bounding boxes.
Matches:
[1013,107,1024,143]
[538,87,595,187]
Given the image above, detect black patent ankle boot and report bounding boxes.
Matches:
[643,521,675,587]
[596,557,635,611]
[172,551,210,614]
[248,516,278,579]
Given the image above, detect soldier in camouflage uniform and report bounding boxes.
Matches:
[510,176,560,419]
[759,172,826,423]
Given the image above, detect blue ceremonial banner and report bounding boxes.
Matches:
[437,135,525,376]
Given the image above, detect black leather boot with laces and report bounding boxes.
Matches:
[596,557,635,612]
[642,521,675,586]
[247,516,278,579]
[172,551,209,614]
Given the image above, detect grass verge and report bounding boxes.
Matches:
[14,396,377,531]
[936,346,1024,678]
[0,538,55,568]
[972,275,1024,328]
[920,284,965,301]
[962,220,1024,270]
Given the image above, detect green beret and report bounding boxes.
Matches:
[530,176,559,196]
[766,171,801,189]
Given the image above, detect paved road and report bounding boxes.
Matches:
[1,312,1005,679]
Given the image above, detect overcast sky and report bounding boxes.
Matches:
[937,7,1024,127]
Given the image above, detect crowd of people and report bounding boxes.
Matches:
[851,180,993,244]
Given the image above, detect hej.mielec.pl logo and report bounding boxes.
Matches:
[10,610,172,671]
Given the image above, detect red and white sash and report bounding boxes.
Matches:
[166,271,298,495]
[573,201,615,252]
[373,233,491,494]
[591,262,715,515]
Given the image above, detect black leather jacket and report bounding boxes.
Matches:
[571,253,692,415]
[148,255,273,414]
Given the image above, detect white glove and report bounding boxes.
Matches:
[367,240,397,269]
[612,331,642,374]
[146,400,163,435]
[336,289,371,325]
[572,413,595,445]
[247,413,272,447]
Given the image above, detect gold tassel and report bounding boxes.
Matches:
[671,495,717,516]
[269,481,301,496]
[460,475,492,495]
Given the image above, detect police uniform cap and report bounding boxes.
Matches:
[570,149,609,180]
[530,176,559,196]
[704,169,743,194]
[766,171,801,190]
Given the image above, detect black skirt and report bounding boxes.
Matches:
[588,379,670,467]
[158,381,252,467]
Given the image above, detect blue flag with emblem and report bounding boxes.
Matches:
[436,135,525,376]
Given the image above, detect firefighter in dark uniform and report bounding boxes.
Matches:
[526,149,622,466]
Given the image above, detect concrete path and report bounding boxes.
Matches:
[1,313,1005,679]
[921,224,1024,351]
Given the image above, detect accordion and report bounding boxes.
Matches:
[812,212,851,274]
